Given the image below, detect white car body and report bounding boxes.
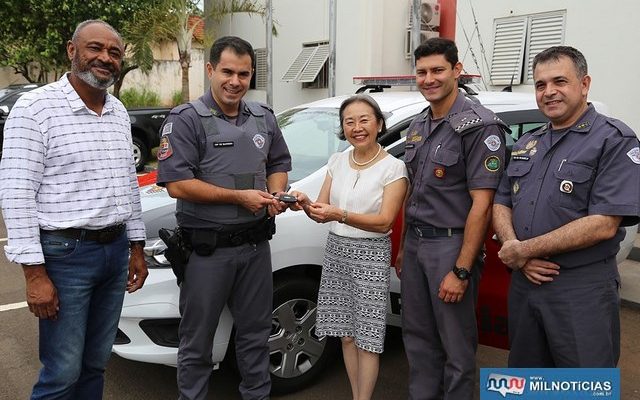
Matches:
[113,90,636,393]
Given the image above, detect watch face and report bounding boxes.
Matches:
[454,267,471,280]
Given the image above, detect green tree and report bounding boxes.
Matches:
[0,0,152,84]
[127,0,269,103]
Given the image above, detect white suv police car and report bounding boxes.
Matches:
[113,90,636,394]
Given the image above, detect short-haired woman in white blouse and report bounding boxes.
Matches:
[291,94,408,400]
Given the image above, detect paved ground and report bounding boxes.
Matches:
[1,217,640,399]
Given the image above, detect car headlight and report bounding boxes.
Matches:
[144,238,170,268]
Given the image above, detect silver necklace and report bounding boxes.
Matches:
[351,143,382,166]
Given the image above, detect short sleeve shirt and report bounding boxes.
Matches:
[328,151,408,238]
[494,104,640,267]
[404,92,507,228]
[156,89,291,186]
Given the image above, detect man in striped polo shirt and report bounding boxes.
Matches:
[0,20,147,399]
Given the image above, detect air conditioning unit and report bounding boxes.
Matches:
[408,0,441,30]
[404,28,440,59]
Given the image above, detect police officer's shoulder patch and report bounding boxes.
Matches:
[157,135,173,160]
[606,118,637,138]
[484,155,501,172]
[484,134,501,151]
[627,147,640,164]
[161,122,173,136]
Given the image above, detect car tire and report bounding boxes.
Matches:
[132,135,148,172]
[269,276,338,395]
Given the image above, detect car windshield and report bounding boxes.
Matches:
[277,107,349,183]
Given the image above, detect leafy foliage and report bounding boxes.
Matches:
[119,88,161,108]
[126,0,267,102]
[0,0,153,83]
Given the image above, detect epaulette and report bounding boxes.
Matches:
[606,118,637,138]
[169,103,193,115]
[449,109,483,135]
[245,101,269,117]
[450,103,510,135]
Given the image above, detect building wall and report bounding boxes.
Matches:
[205,0,640,135]
[0,67,29,88]
[209,0,418,112]
[455,0,640,133]
[123,41,205,106]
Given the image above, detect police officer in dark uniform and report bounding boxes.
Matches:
[395,38,507,399]
[156,36,291,400]
[493,46,640,368]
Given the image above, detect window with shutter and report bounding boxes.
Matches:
[282,41,330,89]
[524,12,566,83]
[254,48,267,90]
[490,17,527,86]
[490,10,566,86]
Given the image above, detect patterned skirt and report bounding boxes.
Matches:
[315,232,391,353]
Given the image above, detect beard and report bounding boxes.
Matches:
[71,56,119,90]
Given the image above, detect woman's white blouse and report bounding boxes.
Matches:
[327,151,408,238]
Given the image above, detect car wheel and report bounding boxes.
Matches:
[132,136,148,172]
[269,276,338,394]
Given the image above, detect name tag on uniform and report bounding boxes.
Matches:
[213,141,234,148]
[512,155,530,161]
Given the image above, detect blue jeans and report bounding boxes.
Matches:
[31,231,128,400]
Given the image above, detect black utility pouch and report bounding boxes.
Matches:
[189,229,217,256]
[159,228,191,286]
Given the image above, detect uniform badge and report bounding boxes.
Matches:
[560,180,574,194]
[434,167,445,178]
[253,134,266,149]
[409,135,423,142]
[525,140,538,150]
[161,122,173,136]
[513,181,520,194]
[157,136,173,160]
[511,149,527,156]
[627,147,640,164]
[484,156,501,172]
[529,147,537,156]
[512,155,530,162]
[484,135,501,152]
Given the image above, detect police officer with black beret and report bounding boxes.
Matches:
[493,46,640,368]
[156,36,291,400]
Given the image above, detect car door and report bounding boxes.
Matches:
[383,109,548,349]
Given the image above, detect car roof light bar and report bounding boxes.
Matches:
[353,74,481,87]
[353,74,481,94]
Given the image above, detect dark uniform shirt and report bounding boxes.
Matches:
[405,92,507,228]
[494,104,640,268]
[156,89,291,228]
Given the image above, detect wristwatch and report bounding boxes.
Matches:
[452,266,471,281]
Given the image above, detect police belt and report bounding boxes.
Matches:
[40,224,125,244]
[182,217,275,256]
[412,224,464,238]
